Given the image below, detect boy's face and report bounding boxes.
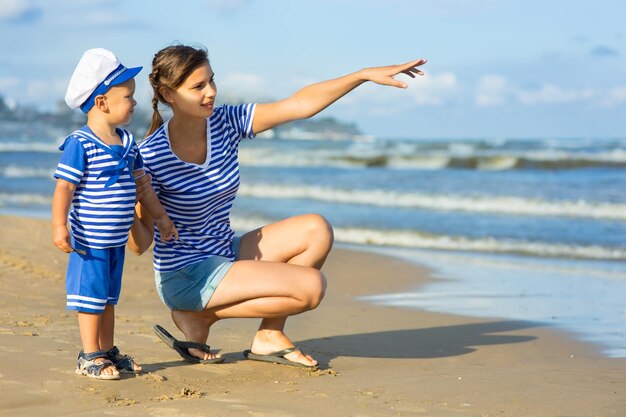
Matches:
[103,78,137,126]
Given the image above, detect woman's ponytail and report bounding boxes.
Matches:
[146,95,164,138]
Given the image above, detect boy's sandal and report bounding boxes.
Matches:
[106,346,141,373]
[76,350,120,380]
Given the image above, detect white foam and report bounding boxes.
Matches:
[237,141,626,171]
[387,155,451,169]
[0,193,52,205]
[0,142,60,152]
[238,183,626,221]
[0,165,54,178]
[333,227,626,260]
[230,215,626,261]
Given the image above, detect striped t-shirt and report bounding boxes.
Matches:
[139,103,256,272]
[54,126,141,249]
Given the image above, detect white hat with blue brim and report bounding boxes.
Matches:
[65,48,142,113]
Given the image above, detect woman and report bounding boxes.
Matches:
[129,45,425,368]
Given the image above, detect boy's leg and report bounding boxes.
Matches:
[99,304,115,351]
[102,246,142,372]
[77,311,118,377]
[66,241,118,377]
[78,311,102,353]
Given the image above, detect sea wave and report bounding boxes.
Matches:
[4,144,622,170]
[1,137,625,171]
[230,216,626,261]
[333,227,626,260]
[238,146,626,170]
[0,142,61,153]
[0,191,621,261]
[238,184,626,220]
[0,165,55,178]
[0,192,52,205]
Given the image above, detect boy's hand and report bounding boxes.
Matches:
[53,225,73,253]
[155,214,178,242]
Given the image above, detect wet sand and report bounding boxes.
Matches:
[0,215,624,417]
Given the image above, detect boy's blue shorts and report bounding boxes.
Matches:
[65,237,125,314]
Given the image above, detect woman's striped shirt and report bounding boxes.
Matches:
[54,126,141,249]
[139,103,256,272]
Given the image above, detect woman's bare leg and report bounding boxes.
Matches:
[239,214,333,366]
[173,214,333,366]
[171,260,325,362]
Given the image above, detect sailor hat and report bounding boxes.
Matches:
[65,48,142,113]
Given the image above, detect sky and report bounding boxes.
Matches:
[0,0,625,139]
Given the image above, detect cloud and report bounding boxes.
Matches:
[597,86,626,108]
[40,0,144,29]
[590,45,619,57]
[407,72,459,105]
[339,71,461,109]
[516,84,597,105]
[475,75,508,107]
[0,0,42,23]
[0,76,20,91]
[24,79,67,103]
[0,76,66,109]
[218,72,271,101]
[287,70,461,119]
[474,74,602,107]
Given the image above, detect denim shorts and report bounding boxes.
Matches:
[155,236,240,311]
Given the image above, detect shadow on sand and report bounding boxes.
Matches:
[297,320,538,367]
[142,320,538,371]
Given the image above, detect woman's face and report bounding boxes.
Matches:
[169,62,217,118]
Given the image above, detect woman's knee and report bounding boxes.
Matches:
[301,269,327,310]
[303,214,334,250]
[315,271,328,306]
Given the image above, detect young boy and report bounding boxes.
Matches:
[52,48,177,380]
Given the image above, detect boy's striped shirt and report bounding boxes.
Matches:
[54,126,141,249]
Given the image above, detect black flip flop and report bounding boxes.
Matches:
[153,324,225,364]
[243,347,318,369]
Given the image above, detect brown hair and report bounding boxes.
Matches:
[145,45,209,137]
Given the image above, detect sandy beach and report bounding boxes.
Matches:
[0,215,624,417]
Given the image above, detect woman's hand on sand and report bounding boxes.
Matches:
[361,58,427,89]
[53,225,73,253]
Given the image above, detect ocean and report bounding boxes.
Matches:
[1,120,625,357]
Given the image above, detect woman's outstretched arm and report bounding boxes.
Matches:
[252,59,426,134]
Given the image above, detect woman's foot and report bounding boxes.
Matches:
[171,310,222,361]
[249,329,317,367]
